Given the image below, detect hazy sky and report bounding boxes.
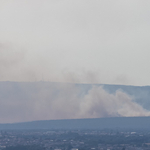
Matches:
[0,0,150,85]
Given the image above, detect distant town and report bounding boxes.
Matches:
[0,129,150,150]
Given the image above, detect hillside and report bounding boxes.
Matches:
[0,81,150,123]
[0,81,150,109]
[0,117,150,130]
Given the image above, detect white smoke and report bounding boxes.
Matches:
[0,83,150,123]
[78,86,150,118]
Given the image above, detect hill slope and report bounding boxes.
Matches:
[0,81,150,123]
[0,117,150,130]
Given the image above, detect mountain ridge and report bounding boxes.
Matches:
[0,116,150,130]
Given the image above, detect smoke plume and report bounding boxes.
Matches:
[0,83,150,123]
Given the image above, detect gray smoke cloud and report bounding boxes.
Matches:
[0,43,114,84]
[1,0,150,123]
[0,84,149,123]
[0,43,26,81]
[0,1,150,85]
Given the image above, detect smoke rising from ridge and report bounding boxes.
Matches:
[0,43,26,81]
[0,44,121,84]
[0,83,150,123]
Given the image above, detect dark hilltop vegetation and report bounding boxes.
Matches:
[0,117,150,130]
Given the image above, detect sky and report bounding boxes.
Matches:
[0,0,150,85]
